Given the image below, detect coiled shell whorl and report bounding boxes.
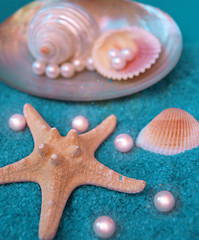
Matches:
[27,1,100,64]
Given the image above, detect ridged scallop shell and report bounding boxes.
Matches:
[27,1,100,64]
[136,108,199,155]
[92,27,161,80]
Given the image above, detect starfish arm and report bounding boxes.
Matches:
[80,115,117,154]
[38,176,78,240]
[83,159,146,194]
[23,104,51,146]
[0,157,40,184]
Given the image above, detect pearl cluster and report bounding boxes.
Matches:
[108,48,135,71]
[32,57,95,79]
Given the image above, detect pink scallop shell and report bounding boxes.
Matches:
[136,108,199,155]
[92,27,162,80]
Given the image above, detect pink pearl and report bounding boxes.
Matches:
[9,114,26,131]
[32,60,46,75]
[111,56,126,70]
[93,216,115,239]
[121,48,135,61]
[108,49,121,59]
[46,64,60,79]
[154,191,175,212]
[73,59,85,72]
[114,134,133,153]
[72,116,89,133]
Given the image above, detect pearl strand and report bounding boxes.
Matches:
[32,57,95,79]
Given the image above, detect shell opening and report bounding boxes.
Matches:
[40,46,50,55]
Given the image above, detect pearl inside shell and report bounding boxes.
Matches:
[154,191,175,212]
[111,56,126,70]
[121,48,135,61]
[9,114,26,132]
[114,134,133,153]
[93,216,115,239]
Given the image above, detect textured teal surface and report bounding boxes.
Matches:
[0,43,199,240]
[0,1,199,240]
[0,0,198,42]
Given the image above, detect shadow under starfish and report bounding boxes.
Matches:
[0,104,146,240]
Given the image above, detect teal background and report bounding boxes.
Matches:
[0,0,198,42]
[0,1,199,240]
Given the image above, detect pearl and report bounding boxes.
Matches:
[111,56,126,70]
[9,114,26,132]
[154,191,175,212]
[93,216,115,239]
[86,57,95,71]
[121,48,135,61]
[108,49,121,59]
[72,116,89,133]
[32,60,46,75]
[73,59,85,72]
[46,64,60,79]
[114,134,133,153]
[61,63,75,78]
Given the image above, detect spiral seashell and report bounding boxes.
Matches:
[27,1,100,65]
[136,108,199,155]
[92,27,161,80]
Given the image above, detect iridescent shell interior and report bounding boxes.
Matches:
[0,0,182,101]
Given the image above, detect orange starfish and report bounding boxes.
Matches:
[0,104,146,240]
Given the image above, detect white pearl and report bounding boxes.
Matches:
[114,134,133,153]
[108,49,121,59]
[111,56,126,70]
[154,191,175,212]
[46,64,60,79]
[121,48,135,61]
[93,216,115,239]
[9,114,26,132]
[86,57,95,71]
[73,59,85,72]
[61,63,75,78]
[32,60,46,75]
[72,116,89,133]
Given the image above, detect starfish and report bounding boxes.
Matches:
[0,104,146,240]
